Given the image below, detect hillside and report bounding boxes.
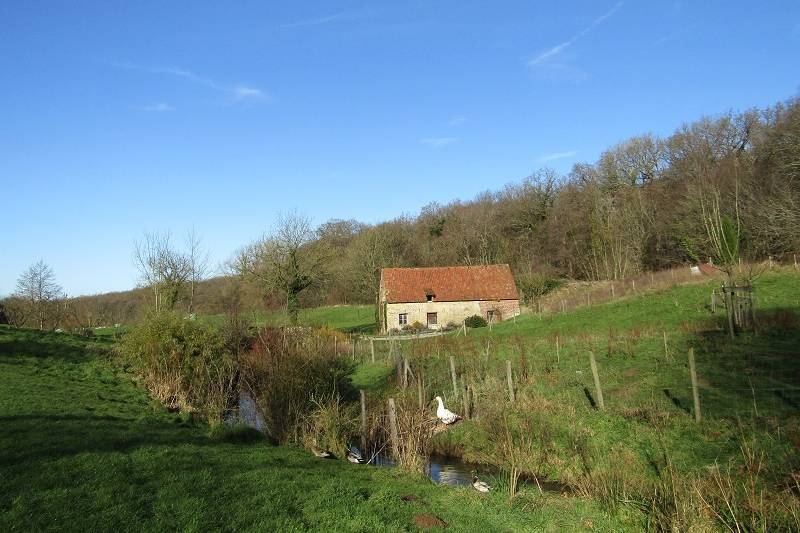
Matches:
[352,268,800,529]
[0,326,627,531]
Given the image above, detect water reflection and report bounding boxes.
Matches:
[233,392,566,493]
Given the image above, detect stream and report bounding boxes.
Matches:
[233,392,568,494]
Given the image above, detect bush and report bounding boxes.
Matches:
[464,315,488,328]
[116,312,236,423]
[239,326,355,443]
[517,273,564,305]
[300,392,358,458]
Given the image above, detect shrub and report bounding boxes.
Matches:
[517,273,563,305]
[116,312,236,423]
[464,315,488,328]
[239,326,355,443]
[300,392,358,458]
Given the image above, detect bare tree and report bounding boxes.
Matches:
[186,228,210,315]
[134,232,191,312]
[234,212,328,324]
[14,260,63,330]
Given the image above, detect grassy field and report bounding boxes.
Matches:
[197,305,377,334]
[0,326,632,532]
[354,269,800,528]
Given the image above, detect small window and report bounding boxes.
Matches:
[427,312,438,325]
[426,294,434,302]
[487,310,498,322]
[398,313,408,325]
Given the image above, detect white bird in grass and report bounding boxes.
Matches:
[346,443,365,464]
[433,396,461,425]
[471,471,491,493]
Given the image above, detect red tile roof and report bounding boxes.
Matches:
[381,265,519,303]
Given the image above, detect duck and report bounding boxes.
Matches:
[346,443,366,464]
[471,471,491,493]
[310,444,333,458]
[433,396,461,425]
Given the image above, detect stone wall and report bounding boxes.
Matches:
[384,299,519,331]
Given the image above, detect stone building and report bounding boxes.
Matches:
[378,264,520,332]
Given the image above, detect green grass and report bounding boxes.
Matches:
[200,305,377,334]
[353,269,800,521]
[0,325,630,531]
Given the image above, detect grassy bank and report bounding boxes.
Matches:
[0,326,630,531]
[355,269,800,529]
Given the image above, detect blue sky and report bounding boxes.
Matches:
[1,1,798,296]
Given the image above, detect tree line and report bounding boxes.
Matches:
[3,96,798,328]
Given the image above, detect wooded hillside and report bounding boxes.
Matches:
[13,97,798,326]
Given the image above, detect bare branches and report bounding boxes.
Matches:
[133,231,191,312]
[234,212,330,324]
[14,260,63,330]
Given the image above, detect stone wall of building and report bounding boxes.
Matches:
[384,299,519,331]
[478,299,521,322]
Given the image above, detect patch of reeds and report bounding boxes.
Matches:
[299,392,358,458]
[239,326,356,443]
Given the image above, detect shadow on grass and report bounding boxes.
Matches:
[686,307,800,420]
[0,412,276,468]
[0,327,112,363]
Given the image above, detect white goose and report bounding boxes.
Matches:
[471,472,491,493]
[434,396,461,425]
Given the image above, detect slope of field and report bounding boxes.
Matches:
[199,304,377,334]
[0,326,627,532]
[353,269,800,528]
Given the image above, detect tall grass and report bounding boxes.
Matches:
[239,326,355,443]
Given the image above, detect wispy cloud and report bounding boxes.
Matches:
[420,137,458,148]
[231,85,269,102]
[280,10,371,29]
[448,115,467,126]
[281,11,348,29]
[528,2,623,67]
[139,102,174,112]
[538,150,578,162]
[109,62,270,104]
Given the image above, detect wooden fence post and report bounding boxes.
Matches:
[387,398,399,457]
[586,292,590,307]
[662,330,669,360]
[769,256,773,270]
[688,348,702,423]
[417,368,424,411]
[631,279,636,292]
[506,360,515,403]
[469,382,477,419]
[402,358,410,389]
[360,390,367,451]
[556,335,560,363]
[449,356,458,399]
[711,289,716,314]
[794,254,797,270]
[723,286,735,339]
[370,338,375,363]
[462,384,471,419]
[394,342,403,384]
[561,300,566,312]
[611,283,615,299]
[588,351,605,410]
